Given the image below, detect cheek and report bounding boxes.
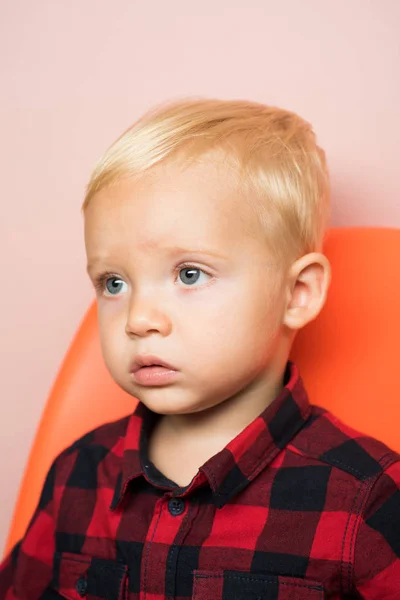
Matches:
[97,308,125,367]
[189,289,281,365]
[207,294,283,373]
[211,284,282,334]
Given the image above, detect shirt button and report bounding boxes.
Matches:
[168,497,185,516]
[76,576,87,597]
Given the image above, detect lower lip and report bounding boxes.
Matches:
[131,366,179,386]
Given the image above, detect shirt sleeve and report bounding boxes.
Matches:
[0,459,57,599]
[354,459,400,599]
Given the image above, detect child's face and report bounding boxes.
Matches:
[85,155,290,416]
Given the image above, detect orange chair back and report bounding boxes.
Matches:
[4,227,400,556]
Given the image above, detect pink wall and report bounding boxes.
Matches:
[1,0,399,553]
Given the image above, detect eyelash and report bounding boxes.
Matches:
[92,263,211,295]
[92,271,119,294]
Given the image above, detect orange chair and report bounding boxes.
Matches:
[4,226,400,557]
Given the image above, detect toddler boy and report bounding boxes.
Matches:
[1,98,399,599]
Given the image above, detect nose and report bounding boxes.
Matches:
[124,294,172,338]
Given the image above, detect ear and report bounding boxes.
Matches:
[283,253,331,330]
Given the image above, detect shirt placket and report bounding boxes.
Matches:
[139,492,192,600]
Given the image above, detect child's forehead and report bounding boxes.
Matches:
[84,165,271,267]
[86,158,262,240]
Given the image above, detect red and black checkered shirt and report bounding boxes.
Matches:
[1,361,400,599]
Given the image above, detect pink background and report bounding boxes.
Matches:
[1,0,399,553]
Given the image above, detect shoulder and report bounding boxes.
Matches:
[52,414,132,480]
[291,405,400,481]
[62,414,132,455]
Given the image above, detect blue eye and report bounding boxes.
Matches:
[178,267,209,286]
[94,266,211,296]
[105,277,127,295]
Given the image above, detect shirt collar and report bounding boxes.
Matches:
[110,360,311,510]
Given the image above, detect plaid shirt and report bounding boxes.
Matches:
[1,361,400,599]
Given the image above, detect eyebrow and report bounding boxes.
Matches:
[164,246,228,260]
[86,246,228,273]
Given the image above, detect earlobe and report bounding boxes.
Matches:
[283,253,331,331]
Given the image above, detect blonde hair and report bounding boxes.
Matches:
[83,98,330,265]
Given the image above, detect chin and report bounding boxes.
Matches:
[147,404,197,416]
[142,397,208,416]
